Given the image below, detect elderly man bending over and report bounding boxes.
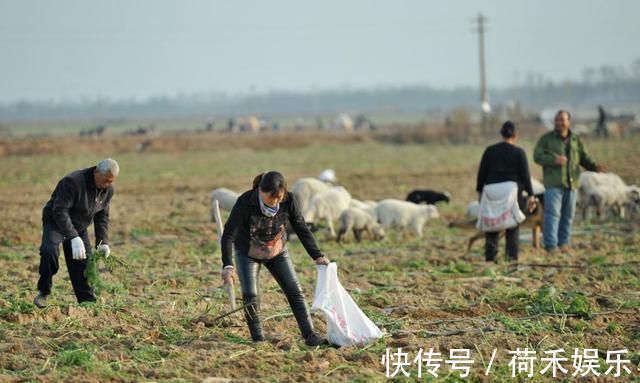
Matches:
[34,158,119,308]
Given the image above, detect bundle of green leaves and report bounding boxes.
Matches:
[84,247,122,293]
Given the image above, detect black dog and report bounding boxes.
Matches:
[406,189,450,205]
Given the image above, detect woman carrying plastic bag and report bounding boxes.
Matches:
[476,121,536,263]
[220,171,330,346]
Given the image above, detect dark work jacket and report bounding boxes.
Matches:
[42,166,114,244]
[221,189,323,267]
[476,142,534,197]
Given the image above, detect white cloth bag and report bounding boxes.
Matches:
[311,263,384,346]
[476,181,525,232]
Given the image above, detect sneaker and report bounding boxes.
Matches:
[33,293,48,309]
[545,247,558,256]
[559,245,572,254]
[304,332,328,347]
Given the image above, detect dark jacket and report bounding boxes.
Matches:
[477,142,534,196]
[533,129,597,189]
[42,166,114,244]
[221,189,323,267]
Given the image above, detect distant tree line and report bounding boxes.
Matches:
[2,60,640,122]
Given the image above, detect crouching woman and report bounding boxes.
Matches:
[220,171,329,346]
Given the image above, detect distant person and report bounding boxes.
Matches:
[534,110,603,254]
[596,105,608,137]
[220,171,329,346]
[476,121,536,262]
[34,159,119,308]
[227,118,236,132]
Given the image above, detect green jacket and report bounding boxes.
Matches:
[533,129,598,189]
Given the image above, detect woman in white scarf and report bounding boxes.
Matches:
[220,171,330,346]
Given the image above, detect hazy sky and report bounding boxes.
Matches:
[1,0,639,103]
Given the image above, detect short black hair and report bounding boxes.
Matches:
[500,121,517,138]
[556,110,572,120]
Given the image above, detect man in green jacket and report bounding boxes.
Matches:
[533,110,603,254]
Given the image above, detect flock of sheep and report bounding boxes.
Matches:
[209,170,444,243]
[210,169,640,248]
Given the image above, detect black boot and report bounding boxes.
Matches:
[304,332,328,346]
[244,303,265,342]
[33,292,48,309]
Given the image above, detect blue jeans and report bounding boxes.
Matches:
[543,187,577,250]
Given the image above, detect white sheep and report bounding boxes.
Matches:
[349,198,377,214]
[291,177,332,214]
[349,198,368,210]
[579,172,626,191]
[626,185,640,218]
[317,169,338,184]
[466,201,479,218]
[336,207,385,243]
[531,178,545,195]
[584,183,640,220]
[374,199,440,237]
[586,184,628,218]
[210,187,239,222]
[578,172,629,219]
[363,200,378,209]
[302,186,352,238]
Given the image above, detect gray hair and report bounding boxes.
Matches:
[96,158,119,176]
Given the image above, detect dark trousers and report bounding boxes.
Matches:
[235,250,314,341]
[37,222,96,303]
[485,225,519,262]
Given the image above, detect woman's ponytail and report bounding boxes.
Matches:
[252,173,265,189]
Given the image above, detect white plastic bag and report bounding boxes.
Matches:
[477,181,526,232]
[311,263,384,347]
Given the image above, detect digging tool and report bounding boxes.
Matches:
[213,199,236,310]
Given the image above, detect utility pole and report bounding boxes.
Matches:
[472,13,490,134]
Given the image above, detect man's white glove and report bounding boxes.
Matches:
[97,244,111,258]
[71,237,86,260]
